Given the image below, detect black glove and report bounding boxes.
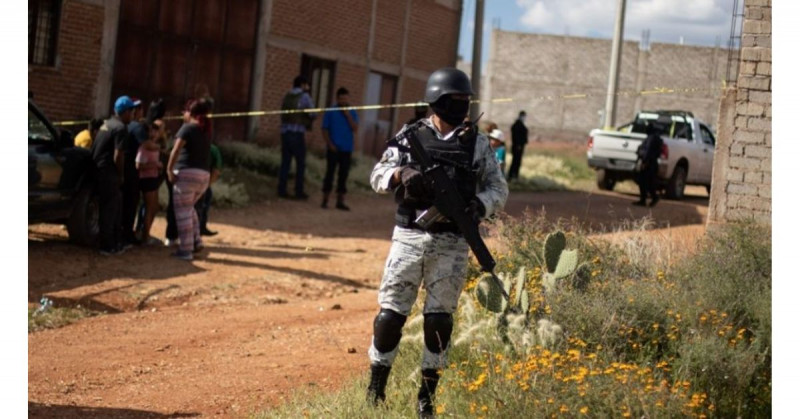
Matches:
[465,199,486,223]
[399,167,429,199]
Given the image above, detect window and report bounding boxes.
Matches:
[301,55,336,108]
[29,109,54,142]
[29,0,61,66]
[670,121,692,140]
[699,125,716,146]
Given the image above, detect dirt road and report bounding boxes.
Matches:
[28,186,709,417]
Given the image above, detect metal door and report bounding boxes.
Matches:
[111,0,259,141]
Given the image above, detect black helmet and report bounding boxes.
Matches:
[424,68,474,104]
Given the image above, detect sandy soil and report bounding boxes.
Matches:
[28,184,709,418]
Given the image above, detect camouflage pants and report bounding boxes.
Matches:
[368,226,470,369]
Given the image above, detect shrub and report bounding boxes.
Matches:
[257,218,771,418]
[217,141,377,197]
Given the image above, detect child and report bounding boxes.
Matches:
[135,123,165,245]
[489,128,507,174]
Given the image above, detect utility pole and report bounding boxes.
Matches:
[604,0,626,129]
[470,0,484,121]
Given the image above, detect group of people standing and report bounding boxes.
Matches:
[78,95,221,261]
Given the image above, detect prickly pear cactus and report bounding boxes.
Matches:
[475,273,508,313]
[544,232,567,273]
[542,231,579,293]
[471,230,587,351]
[476,268,529,314]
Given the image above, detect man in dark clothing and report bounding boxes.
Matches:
[122,98,146,245]
[92,96,136,255]
[278,75,315,200]
[633,116,668,207]
[321,87,359,210]
[508,110,528,180]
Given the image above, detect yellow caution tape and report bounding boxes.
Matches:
[51,86,721,127]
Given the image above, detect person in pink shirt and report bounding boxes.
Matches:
[136,123,164,245]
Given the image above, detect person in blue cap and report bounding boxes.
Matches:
[91,95,136,255]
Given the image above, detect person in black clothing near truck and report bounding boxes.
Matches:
[633,116,669,207]
[508,110,528,180]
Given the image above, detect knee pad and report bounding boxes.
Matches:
[373,309,407,353]
[423,313,453,354]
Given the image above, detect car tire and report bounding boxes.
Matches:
[596,169,616,191]
[67,185,100,246]
[665,166,687,200]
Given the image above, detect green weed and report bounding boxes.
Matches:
[28,305,96,333]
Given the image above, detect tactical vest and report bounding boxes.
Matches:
[394,123,478,233]
[280,92,313,129]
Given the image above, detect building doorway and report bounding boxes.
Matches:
[360,72,397,158]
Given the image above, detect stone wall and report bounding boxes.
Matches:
[708,0,771,225]
[482,30,728,139]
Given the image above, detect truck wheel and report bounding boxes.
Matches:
[665,166,687,200]
[596,169,616,191]
[67,185,100,246]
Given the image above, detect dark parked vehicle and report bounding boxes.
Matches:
[28,100,99,245]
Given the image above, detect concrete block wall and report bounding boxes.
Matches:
[708,0,771,225]
[483,30,728,139]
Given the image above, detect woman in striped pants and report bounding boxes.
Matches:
[166,99,212,261]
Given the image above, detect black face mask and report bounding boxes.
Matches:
[431,96,470,127]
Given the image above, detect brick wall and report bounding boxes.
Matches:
[28,0,462,149]
[28,0,105,125]
[708,0,771,225]
[483,30,728,139]
[254,0,462,149]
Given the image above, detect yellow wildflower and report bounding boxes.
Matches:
[580,406,589,414]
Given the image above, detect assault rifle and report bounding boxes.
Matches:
[395,121,509,301]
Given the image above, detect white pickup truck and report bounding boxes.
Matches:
[586,110,716,199]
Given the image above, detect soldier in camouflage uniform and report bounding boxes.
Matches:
[366,68,509,418]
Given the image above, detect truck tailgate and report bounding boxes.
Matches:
[589,130,644,162]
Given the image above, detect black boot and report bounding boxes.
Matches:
[417,369,440,418]
[366,363,391,406]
